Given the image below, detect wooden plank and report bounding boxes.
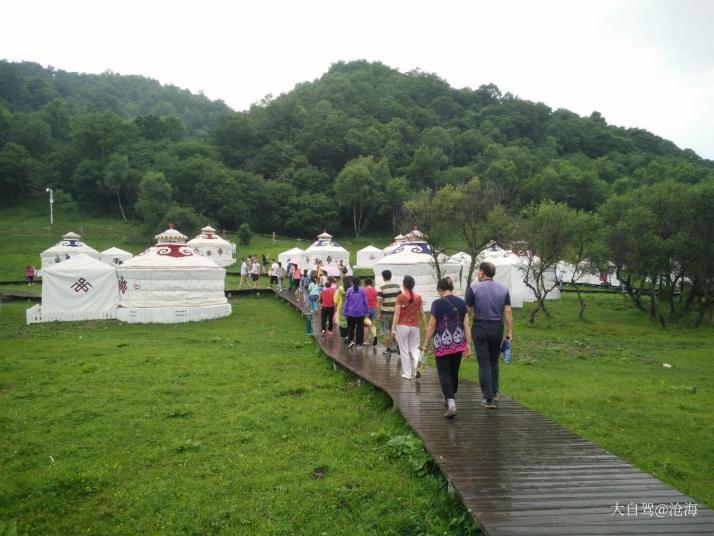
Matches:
[275,290,714,536]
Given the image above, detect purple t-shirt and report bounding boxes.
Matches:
[430,295,468,357]
[464,279,511,322]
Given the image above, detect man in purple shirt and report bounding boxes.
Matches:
[464,261,513,409]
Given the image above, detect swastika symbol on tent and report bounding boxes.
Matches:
[71,277,93,293]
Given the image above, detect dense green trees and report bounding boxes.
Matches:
[1,59,713,324]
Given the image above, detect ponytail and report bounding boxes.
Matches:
[403,275,416,303]
[351,275,361,291]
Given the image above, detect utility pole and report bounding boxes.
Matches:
[45,187,54,225]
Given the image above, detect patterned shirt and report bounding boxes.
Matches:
[377,282,401,313]
[430,295,468,357]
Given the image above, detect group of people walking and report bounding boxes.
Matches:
[298,261,513,419]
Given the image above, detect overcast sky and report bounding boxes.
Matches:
[3,0,713,159]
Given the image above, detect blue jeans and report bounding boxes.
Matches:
[309,295,318,312]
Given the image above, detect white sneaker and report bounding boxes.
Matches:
[401,374,412,380]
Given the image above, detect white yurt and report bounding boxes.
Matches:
[278,246,304,268]
[26,254,119,324]
[302,231,352,274]
[115,226,231,323]
[450,251,473,268]
[556,260,621,287]
[373,241,466,311]
[39,231,100,275]
[100,247,133,266]
[186,226,235,267]
[474,247,560,308]
[355,245,385,269]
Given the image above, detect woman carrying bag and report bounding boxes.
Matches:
[422,278,471,418]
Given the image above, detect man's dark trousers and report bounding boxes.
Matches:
[473,321,503,401]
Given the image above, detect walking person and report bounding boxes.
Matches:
[277,262,286,292]
[334,276,351,341]
[343,276,369,350]
[422,278,471,418]
[465,261,513,409]
[319,277,336,336]
[292,264,302,300]
[269,259,280,289]
[364,278,378,346]
[377,270,401,356]
[239,258,248,289]
[391,276,425,380]
[300,269,310,305]
[251,257,261,289]
[308,276,321,313]
[25,265,36,285]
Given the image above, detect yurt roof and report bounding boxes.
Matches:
[121,244,223,269]
[450,251,472,263]
[43,253,115,276]
[41,231,99,256]
[358,245,383,253]
[101,246,132,257]
[280,246,304,255]
[187,225,231,246]
[375,242,434,265]
[154,226,187,244]
[305,231,348,253]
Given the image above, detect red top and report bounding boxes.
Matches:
[320,287,336,308]
[364,286,378,308]
[396,292,423,327]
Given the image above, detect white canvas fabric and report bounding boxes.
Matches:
[383,234,407,255]
[355,245,385,268]
[116,303,232,324]
[373,241,466,311]
[555,260,621,287]
[100,247,133,266]
[39,253,119,317]
[186,226,235,267]
[302,231,352,274]
[117,242,228,308]
[278,247,304,267]
[39,231,100,273]
[449,251,473,268]
[476,247,560,308]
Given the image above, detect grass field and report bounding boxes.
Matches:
[476,293,714,508]
[2,201,713,531]
[0,297,476,535]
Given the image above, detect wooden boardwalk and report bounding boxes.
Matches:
[276,290,713,535]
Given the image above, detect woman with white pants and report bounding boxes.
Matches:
[391,275,425,380]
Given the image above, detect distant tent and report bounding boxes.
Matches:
[186,226,236,267]
[355,245,385,269]
[302,231,352,274]
[374,241,465,311]
[449,251,473,268]
[278,246,304,268]
[39,231,100,275]
[474,246,560,308]
[27,254,119,324]
[100,247,133,266]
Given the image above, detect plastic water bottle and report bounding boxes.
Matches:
[502,339,512,365]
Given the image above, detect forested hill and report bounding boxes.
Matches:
[1,59,713,238]
[0,60,230,136]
